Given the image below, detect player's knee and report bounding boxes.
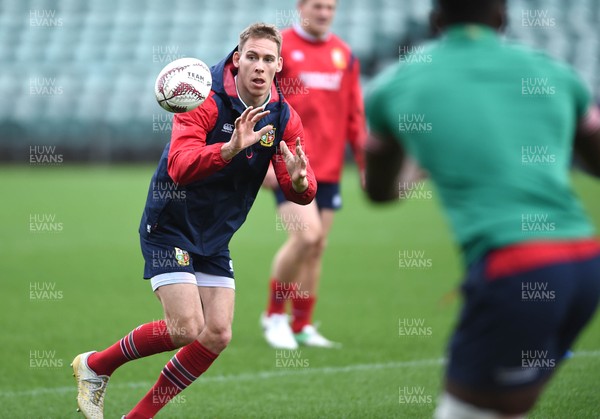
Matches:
[308,233,327,260]
[294,229,324,254]
[204,324,232,351]
[167,316,204,346]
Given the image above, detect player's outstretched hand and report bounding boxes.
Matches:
[221,106,273,161]
[280,138,308,193]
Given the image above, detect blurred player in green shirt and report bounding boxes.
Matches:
[365,0,600,417]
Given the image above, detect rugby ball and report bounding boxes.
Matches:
[154,58,212,113]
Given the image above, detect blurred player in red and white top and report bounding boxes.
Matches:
[261,0,366,348]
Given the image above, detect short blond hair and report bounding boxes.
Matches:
[238,23,282,56]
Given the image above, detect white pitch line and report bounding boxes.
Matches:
[1,350,598,399]
[0,357,444,399]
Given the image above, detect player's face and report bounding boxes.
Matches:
[233,38,283,106]
[299,0,336,37]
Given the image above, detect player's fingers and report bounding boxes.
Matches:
[295,161,307,178]
[294,138,302,155]
[280,140,289,154]
[251,110,270,124]
[247,106,262,116]
[247,106,267,122]
[280,141,292,158]
[296,141,306,160]
[297,153,307,172]
[240,106,253,123]
[255,124,273,141]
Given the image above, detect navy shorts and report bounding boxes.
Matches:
[447,239,600,391]
[140,237,234,289]
[274,182,342,210]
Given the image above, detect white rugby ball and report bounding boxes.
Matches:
[154,58,212,113]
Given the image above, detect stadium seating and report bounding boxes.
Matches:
[1,0,599,161]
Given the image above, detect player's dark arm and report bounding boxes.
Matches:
[365,132,405,202]
[365,133,426,203]
[574,106,600,178]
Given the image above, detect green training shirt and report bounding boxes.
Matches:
[366,24,595,264]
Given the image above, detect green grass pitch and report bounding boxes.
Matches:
[0,165,599,418]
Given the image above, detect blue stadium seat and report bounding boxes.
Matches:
[0,0,598,159]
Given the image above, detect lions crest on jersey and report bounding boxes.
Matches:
[259,128,276,147]
[174,247,190,266]
[331,48,347,70]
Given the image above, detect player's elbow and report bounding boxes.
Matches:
[364,138,404,204]
[574,131,600,178]
[365,175,400,204]
[573,154,600,178]
[577,164,600,178]
[366,188,399,204]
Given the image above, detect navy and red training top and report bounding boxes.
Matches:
[139,47,317,255]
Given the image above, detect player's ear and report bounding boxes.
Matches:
[276,56,283,73]
[233,51,241,68]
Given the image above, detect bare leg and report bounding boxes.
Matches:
[271,200,323,285]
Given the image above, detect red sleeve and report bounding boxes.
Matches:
[167,93,230,185]
[272,106,317,205]
[346,55,367,172]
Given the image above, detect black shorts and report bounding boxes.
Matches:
[140,237,235,290]
[274,182,342,211]
[446,239,600,391]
